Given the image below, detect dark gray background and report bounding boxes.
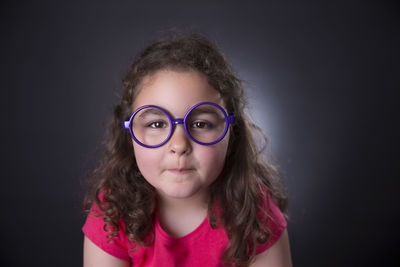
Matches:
[1,0,399,266]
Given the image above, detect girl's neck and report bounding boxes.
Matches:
[158,190,209,211]
[156,189,209,238]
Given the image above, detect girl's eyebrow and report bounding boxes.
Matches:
[190,107,221,117]
[138,108,165,118]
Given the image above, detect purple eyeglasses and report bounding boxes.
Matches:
[123,102,235,148]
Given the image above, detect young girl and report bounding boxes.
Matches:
[83,33,292,267]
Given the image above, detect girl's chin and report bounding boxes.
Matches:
[157,185,206,201]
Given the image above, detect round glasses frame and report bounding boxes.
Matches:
[123,102,235,148]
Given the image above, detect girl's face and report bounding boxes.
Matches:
[131,70,230,202]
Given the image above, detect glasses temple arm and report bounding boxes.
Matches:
[227,115,235,124]
[123,121,130,129]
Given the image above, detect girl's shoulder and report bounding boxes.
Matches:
[82,201,133,262]
[255,189,287,254]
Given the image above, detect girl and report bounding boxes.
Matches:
[83,33,292,267]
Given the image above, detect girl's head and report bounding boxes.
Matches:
[88,33,287,266]
[129,70,230,201]
[113,33,249,202]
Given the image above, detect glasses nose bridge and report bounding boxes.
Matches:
[171,117,193,138]
[170,118,187,136]
[172,118,184,126]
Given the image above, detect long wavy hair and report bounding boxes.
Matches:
[83,33,288,266]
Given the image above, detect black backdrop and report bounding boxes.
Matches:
[1,1,399,266]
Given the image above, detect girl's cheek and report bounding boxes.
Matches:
[133,145,162,177]
[198,141,229,173]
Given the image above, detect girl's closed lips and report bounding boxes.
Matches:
[167,168,195,175]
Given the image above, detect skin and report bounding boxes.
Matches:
[83,70,292,266]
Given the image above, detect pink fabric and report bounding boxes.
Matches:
[82,194,286,266]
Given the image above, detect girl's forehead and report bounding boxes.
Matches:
[132,70,225,114]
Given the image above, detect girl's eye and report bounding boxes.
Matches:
[147,121,167,128]
[191,121,213,129]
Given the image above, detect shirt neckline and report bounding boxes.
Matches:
[155,211,210,242]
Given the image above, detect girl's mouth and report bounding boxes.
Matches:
[167,168,195,175]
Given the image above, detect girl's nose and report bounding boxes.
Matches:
[168,125,192,155]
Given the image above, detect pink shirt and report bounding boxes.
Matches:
[83,194,286,266]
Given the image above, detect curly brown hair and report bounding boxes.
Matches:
[83,32,288,266]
